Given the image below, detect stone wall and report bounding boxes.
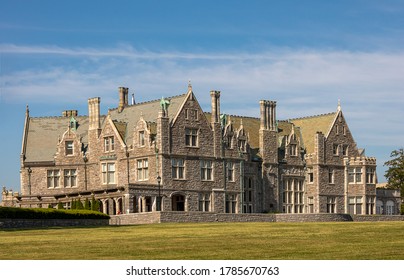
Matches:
[275,213,353,222]
[352,215,404,222]
[0,219,109,229]
[109,212,359,225]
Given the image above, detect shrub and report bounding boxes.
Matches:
[0,206,110,220]
[57,202,64,210]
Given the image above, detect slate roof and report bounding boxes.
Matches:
[289,112,337,154]
[24,116,103,162]
[204,113,304,150]
[108,93,188,144]
[23,93,188,163]
[23,89,337,163]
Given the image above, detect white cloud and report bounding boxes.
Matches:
[2,44,404,150]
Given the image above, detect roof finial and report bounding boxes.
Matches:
[188,80,192,91]
[337,99,341,112]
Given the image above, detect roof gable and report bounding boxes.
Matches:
[289,112,337,154]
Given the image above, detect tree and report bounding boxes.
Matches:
[76,198,84,210]
[84,198,90,210]
[384,148,404,194]
[71,199,76,210]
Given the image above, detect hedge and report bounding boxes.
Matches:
[0,206,110,220]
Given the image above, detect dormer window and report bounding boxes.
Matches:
[65,141,73,156]
[289,144,297,156]
[227,135,233,149]
[104,136,115,152]
[238,139,246,152]
[139,131,145,147]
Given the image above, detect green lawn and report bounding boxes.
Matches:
[1,222,403,260]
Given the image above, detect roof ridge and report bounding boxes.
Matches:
[109,93,188,112]
[30,115,88,119]
[289,111,336,121]
[204,112,260,121]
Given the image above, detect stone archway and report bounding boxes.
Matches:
[172,194,185,211]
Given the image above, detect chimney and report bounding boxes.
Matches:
[62,110,78,117]
[269,101,277,131]
[210,90,221,124]
[118,87,129,112]
[88,97,101,130]
[259,100,267,130]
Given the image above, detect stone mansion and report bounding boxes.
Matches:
[5,83,400,216]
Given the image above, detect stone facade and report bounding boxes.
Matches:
[4,83,390,220]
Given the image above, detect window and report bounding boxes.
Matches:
[366,196,375,215]
[185,128,198,147]
[376,200,383,214]
[386,200,395,215]
[227,162,234,182]
[225,194,237,213]
[333,144,339,155]
[349,196,363,214]
[342,125,346,135]
[172,158,185,179]
[65,141,73,156]
[366,167,375,184]
[283,178,304,213]
[137,159,149,181]
[238,139,246,152]
[47,170,60,188]
[327,197,336,213]
[289,144,297,156]
[342,145,348,156]
[64,169,77,188]
[139,131,145,147]
[198,193,210,212]
[307,167,314,183]
[348,167,362,183]
[244,177,254,213]
[226,135,233,149]
[101,162,115,184]
[308,197,314,213]
[328,168,334,184]
[200,160,213,181]
[104,136,115,152]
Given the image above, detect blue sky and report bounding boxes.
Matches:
[1,0,404,197]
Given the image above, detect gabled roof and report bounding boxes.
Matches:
[289,112,336,154]
[204,113,303,150]
[24,116,103,162]
[23,94,188,163]
[108,93,188,144]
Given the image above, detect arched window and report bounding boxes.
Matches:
[376,200,383,214]
[386,200,395,215]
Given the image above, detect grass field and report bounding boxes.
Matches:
[1,222,403,260]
